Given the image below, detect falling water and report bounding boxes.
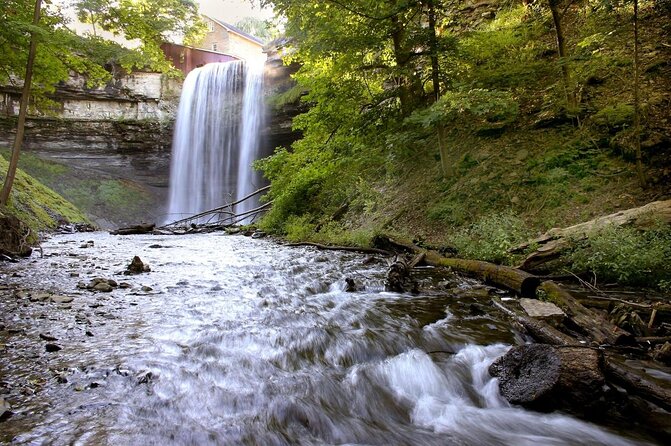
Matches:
[165,61,265,224]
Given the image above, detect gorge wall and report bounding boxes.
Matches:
[0,52,302,228]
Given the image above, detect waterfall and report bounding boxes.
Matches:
[165,60,265,224]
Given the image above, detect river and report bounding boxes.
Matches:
[0,232,653,445]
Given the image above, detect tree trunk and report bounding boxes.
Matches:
[548,0,576,111]
[540,281,634,345]
[513,199,671,270]
[489,344,605,414]
[436,258,540,297]
[633,0,647,188]
[426,0,451,177]
[0,0,42,206]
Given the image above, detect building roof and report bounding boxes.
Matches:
[203,15,265,46]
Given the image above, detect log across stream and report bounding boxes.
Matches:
[0,232,664,444]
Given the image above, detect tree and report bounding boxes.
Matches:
[0,0,204,205]
[0,0,42,206]
[547,0,577,112]
[235,16,277,42]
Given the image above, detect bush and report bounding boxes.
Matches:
[566,224,671,288]
[451,212,529,265]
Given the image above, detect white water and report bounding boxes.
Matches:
[166,61,265,224]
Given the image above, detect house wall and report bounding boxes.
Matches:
[199,18,265,61]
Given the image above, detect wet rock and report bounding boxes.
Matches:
[79,241,94,249]
[45,343,62,353]
[148,244,164,249]
[30,292,51,302]
[85,330,94,337]
[314,255,329,263]
[51,295,74,304]
[76,281,87,290]
[345,278,359,292]
[136,371,156,384]
[0,397,12,421]
[93,282,113,293]
[39,333,58,342]
[87,278,117,292]
[519,298,565,325]
[118,282,131,289]
[69,272,79,277]
[126,256,150,274]
[141,286,153,292]
[251,231,267,239]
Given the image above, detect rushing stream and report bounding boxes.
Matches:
[0,233,653,445]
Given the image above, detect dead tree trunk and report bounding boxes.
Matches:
[489,344,605,415]
[541,281,634,345]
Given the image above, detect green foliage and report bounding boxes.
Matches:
[450,213,530,265]
[0,0,203,105]
[566,224,671,288]
[0,153,88,234]
[592,104,635,131]
[408,89,519,129]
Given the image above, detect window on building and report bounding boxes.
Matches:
[207,21,214,32]
[212,42,218,52]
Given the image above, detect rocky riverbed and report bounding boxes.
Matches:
[0,232,659,445]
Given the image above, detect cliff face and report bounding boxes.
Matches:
[0,59,303,228]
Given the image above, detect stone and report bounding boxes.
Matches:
[126,256,150,274]
[519,298,565,325]
[30,293,52,302]
[39,333,58,342]
[0,397,11,421]
[251,231,267,239]
[141,286,153,292]
[45,343,62,352]
[119,282,131,289]
[51,295,74,304]
[93,282,114,293]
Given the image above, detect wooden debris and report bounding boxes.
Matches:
[436,258,540,297]
[541,281,634,345]
[490,344,605,414]
[513,199,671,270]
[110,223,155,235]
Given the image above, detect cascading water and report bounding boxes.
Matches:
[165,60,265,224]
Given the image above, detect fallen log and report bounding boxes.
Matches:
[489,344,605,415]
[603,354,671,412]
[435,258,540,297]
[110,223,155,235]
[513,199,671,270]
[492,297,578,346]
[541,281,634,345]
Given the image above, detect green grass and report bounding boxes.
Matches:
[0,153,89,237]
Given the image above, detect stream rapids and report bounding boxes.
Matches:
[0,232,653,445]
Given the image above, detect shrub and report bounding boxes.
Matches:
[451,212,529,265]
[566,224,671,288]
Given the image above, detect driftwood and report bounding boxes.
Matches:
[541,281,634,345]
[492,297,578,346]
[514,199,671,270]
[110,223,155,235]
[384,254,424,293]
[436,258,540,297]
[490,344,605,414]
[603,354,671,412]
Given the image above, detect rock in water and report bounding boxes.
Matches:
[126,256,150,274]
[489,344,605,416]
[45,343,62,352]
[51,295,74,304]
